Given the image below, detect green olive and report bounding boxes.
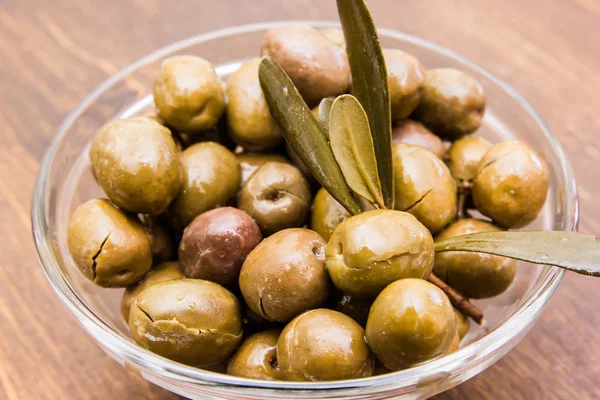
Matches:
[310,187,351,242]
[120,261,183,322]
[392,143,457,234]
[138,215,174,263]
[445,331,460,355]
[153,56,225,133]
[325,210,434,299]
[384,49,425,121]
[332,292,372,327]
[226,59,282,151]
[366,279,456,370]
[227,330,280,380]
[472,140,549,229]
[128,279,242,366]
[414,68,486,140]
[67,199,152,288]
[277,309,374,381]
[433,218,517,298]
[392,120,446,159]
[168,142,241,230]
[239,228,331,322]
[89,117,181,215]
[447,135,492,185]
[236,152,289,186]
[237,162,311,236]
[454,308,470,340]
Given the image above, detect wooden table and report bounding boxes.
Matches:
[1,0,599,398]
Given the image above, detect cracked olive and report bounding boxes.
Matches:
[392,143,457,234]
[414,68,486,140]
[239,228,331,322]
[384,49,425,121]
[153,56,225,133]
[447,135,492,186]
[128,279,242,366]
[454,308,470,340]
[325,210,434,299]
[237,152,289,186]
[139,215,175,263]
[89,117,182,215]
[310,187,351,242]
[277,309,374,381]
[67,199,152,288]
[433,218,517,298]
[238,162,311,236]
[261,24,350,106]
[120,261,183,321]
[168,142,241,230]
[392,120,446,159]
[472,140,549,228]
[366,279,456,370]
[179,207,262,286]
[226,59,282,151]
[227,330,280,380]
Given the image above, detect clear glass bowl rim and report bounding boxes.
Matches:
[31,20,579,395]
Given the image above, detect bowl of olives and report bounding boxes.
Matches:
[32,3,580,398]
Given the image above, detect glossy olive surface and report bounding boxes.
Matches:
[179,207,262,286]
[168,142,241,230]
[472,140,550,228]
[128,279,242,366]
[239,228,330,322]
[89,117,181,215]
[391,120,446,159]
[153,56,225,133]
[277,309,374,381]
[237,153,289,186]
[310,187,351,242]
[326,210,434,298]
[392,143,457,234]
[447,135,492,184]
[433,218,517,298]
[67,199,152,288]
[366,279,456,370]
[384,49,425,121]
[227,330,280,380]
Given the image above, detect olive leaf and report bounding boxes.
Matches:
[329,94,385,209]
[317,98,334,137]
[434,231,600,277]
[258,56,362,215]
[337,0,394,209]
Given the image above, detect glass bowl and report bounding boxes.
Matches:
[32,21,578,399]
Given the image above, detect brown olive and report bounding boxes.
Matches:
[236,152,289,186]
[179,207,262,286]
[227,330,280,380]
[277,309,374,381]
[447,135,492,185]
[392,120,446,159]
[239,228,331,322]
[384,49,425,121]
[320,28,345,48]
[67,199,152,288]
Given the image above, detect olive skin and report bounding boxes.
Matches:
[326,210,434,299]
[472,140,549,229]
[227,330,280,380]
[310,188,351,242]
[445,332,460,355]
[236,153,289,186]
[238,162,311,236]
[120,261,183,322]
[414,68,486,140]
[447,135,492,185]
[384,49,425,121]
[89,117,182,215]
[153,56,225,133]
[67,199,152,288]
[226,59,282,151]
[277,309,374,381]
[261,24,350,106]
[366,279,457,370]
[433,218,517,299]
[128,279,242,366]
[179,207,262,286]
[168,142,241,230]
[392,120,446,159]
[239,228,331,322]
[320,28,345,48]
[139,215,174,263]
[454,308,470,340]
[392,143,457,234]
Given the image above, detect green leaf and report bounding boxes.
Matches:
[434,231,600,277]
[329,95,385,209]
[337,0,394,209]
[317,98,334,138]
[258,56,362,216]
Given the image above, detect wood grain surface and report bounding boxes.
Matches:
[1,0,599,399]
